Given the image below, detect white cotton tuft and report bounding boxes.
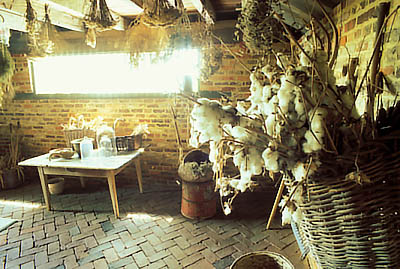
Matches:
[310,107,327,135]
[262,148,280,172]
[281,207,292,226]
[236,101,247,115]
[292,208,303,224]
[229,179,240,189]
[265,115,276,137]
[248,147,264,175]
[263,85,273,100]
[278,75,296,114]
[303,130,323,153]
[293,162,307,182]
[237,170,252,192]
[223,203,232,215]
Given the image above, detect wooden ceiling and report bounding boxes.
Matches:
[0,0,340,33]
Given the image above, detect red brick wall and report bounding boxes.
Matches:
[332,0,400,108]
[1,43,255,184]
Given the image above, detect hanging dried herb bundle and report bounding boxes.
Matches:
[189,22,223,81]
[127,0,189,66]
[0,44,15,106]
[83,0,118,48]
[25,0,42,56]
[141,0,184,28]
[126,17,171,66]
[235,0,285,53]
[37,4,55,54]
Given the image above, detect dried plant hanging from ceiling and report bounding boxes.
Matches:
[37,4,56,54]
[25,0,42,55]
[0,43,15,106]
[127,0,187,66]
[83,0,118,48]
[141,0,184,27]
[24,1,60,56]
[194,22,223,82]
[235,0,287,54]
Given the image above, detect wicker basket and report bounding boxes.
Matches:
[64,128,96,148]
[295,148,400,268]
[230,251,294,269]
[115,134,143,152]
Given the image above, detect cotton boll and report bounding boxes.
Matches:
[229,179,240,189]
[300,52,311,67]
[303,130,322,153]
[281,207,292,226]
[292,207,303,224]
[310,117,324,134]
[266,114,277,137]
[263,85,272,100]
[219,188,230,197]
[278,76,296,114]
[262,148,280,172]
[294,93,305,117]
[223,202,232,215]
[293,162,307,182]
[209,141,218,163]
[261,101,274,117]
[236,101,247,115]
[233,149,245,169]
[279,199,295,226]
[237,170,252,192]
[222,105,236,115]
[261,65,274,81]
[248,147,264,175]
[231,126,248,142]
[189,132,200,148]
[310,108,327,135]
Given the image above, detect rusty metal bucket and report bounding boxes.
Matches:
[181,179,217,219]
[179,150,216,219]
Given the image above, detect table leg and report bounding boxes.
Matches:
[79,177,86,188]
[134,158,143,193]
[107,172,119,218]
[37,167,51,211]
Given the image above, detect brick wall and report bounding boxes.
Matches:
[332,0,400,108]
[0,43,255,185]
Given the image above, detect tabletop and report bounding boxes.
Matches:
[19,149,143,170]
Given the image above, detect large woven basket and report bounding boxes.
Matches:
[63,128,96,148]
[296,145,400,268]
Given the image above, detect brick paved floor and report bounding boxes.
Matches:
[0,178,310,268]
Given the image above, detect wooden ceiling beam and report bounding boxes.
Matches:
[0,0,126,32]
[191,0,215,24]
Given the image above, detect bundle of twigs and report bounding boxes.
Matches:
[0,43,15,106]
[83,0,118,48]
[0,122,24,183]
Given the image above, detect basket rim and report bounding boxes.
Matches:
[230,251,294,269]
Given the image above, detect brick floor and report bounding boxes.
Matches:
[0,178,310,268]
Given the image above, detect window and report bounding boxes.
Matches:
[29,49,200,94]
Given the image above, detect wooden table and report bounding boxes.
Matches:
[19,149,144,218]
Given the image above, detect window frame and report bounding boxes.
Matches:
[21,49,200,99]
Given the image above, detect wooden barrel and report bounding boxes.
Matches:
[181,179,217,219]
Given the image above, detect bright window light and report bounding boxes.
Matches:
[30,49,200,94]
